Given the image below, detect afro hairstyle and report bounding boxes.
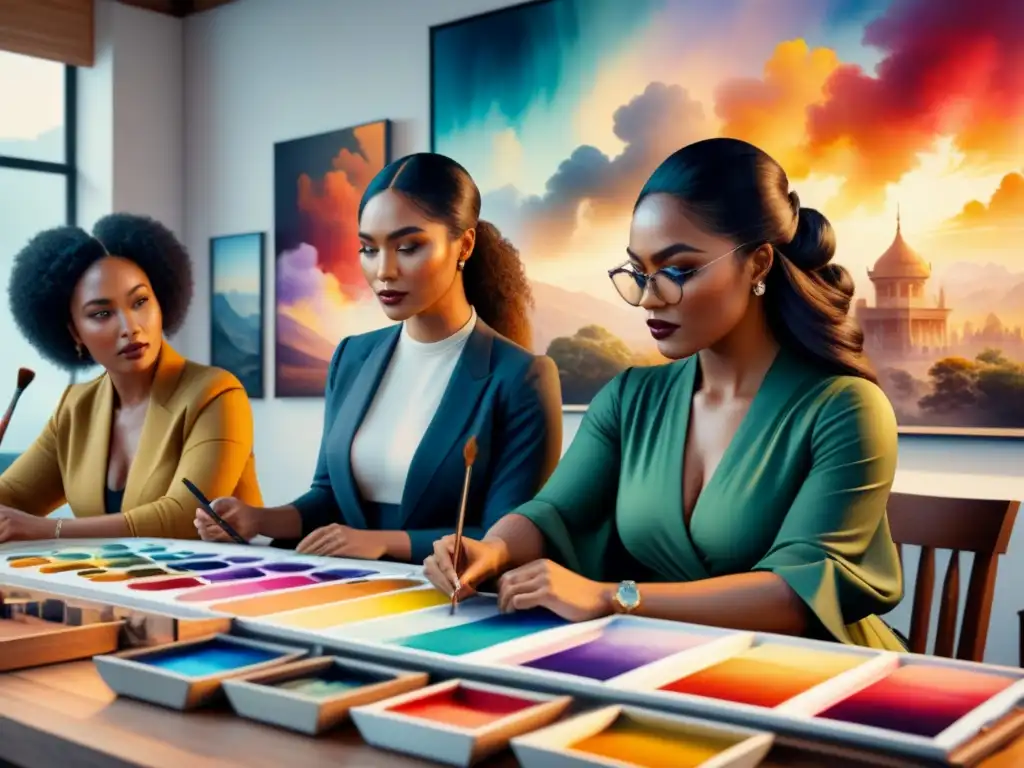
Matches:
[7,213,194,370]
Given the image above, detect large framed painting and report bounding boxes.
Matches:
[273,120,392,397]
[210,232,265,399]
[430,0,1024,435]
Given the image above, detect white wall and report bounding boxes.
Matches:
[179,0,1023,665]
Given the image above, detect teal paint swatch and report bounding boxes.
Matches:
[276,677,361,698]
[139,638,283,677]
[393,609,568,656]
[53,552,92,560]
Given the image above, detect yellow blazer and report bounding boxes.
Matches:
[0,344,262,539]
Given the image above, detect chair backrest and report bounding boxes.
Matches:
[887,492,1019,662]
[0,452,18,475]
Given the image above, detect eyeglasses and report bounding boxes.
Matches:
[608,243,751,306]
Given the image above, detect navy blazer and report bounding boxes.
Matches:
[291,319,563,562]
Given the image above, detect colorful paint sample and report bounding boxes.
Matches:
[516,618,711,681]
[818,663,1016,737]
[569,715,739,768]
[310,568,378,581]
[261,562,315,573]
[388,686,536,729]
[392,608,567,656]
[199,567,267,583]
[89,567,170,582]
[39,562,99,574]
[176,575,317,603]
[270,587,449,630]
[129,576,205,591]
[660,643,868,708]
[225,556,262,564]
[168,561,230,572]
[209,578,423,618]
[138,638,283,677]
[274,665,388,699]
[9,557,51,568]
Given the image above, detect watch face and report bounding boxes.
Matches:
[617,581,640,608]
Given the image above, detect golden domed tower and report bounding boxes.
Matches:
[855,209,952,356]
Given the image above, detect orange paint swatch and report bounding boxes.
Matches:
[8,557,50,568]
[388,686,536,730]
[38,561,99,574]
[209,578,424,617]
[570,715,738,768]
[269,587,449,630]
[661,643,866,708]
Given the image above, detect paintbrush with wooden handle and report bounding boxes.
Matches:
[450,435,477,615]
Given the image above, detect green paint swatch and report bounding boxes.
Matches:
[393,610,567,656]
[275,676,362,698]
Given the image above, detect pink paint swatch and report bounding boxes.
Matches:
[175,575,318,603]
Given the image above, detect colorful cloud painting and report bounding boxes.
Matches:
[273,121,392,397]
[431,0,1024,432]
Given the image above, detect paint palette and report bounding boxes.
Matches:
[350,679,572,766]
[0,538,417,619]
[93,633,307,710]
[222,656,429,735]
[512,705,774,768]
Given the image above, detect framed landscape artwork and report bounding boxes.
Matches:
[430,0,1024,435]
[210,232,265,399]
[273,120,393,397]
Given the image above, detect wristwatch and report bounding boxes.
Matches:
[612,580,641,614]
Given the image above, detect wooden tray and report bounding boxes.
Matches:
[0,615,124,672]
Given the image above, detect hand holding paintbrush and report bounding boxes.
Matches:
[449,435,477,615]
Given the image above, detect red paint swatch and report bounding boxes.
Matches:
[387,686,536,730]
[129,576,205,591]
[176,575,318,603]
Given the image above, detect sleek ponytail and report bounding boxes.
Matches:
[359,153,533,348]
[636,138,876,383]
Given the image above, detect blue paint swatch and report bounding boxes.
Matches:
[168,560,229,572]
[139,638,284,677]
[312,568,378,581]
[393,609,568,656]
[225,556,263,564]
[262,562,314,573]
[101,544,131,551]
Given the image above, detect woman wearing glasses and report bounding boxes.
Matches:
[424,137,905,651]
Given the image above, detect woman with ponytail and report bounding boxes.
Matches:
[426,138,906,651]
[197,153,562,564]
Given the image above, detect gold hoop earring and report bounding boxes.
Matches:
[753,281,766,296]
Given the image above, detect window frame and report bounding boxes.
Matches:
[0,64,77,226]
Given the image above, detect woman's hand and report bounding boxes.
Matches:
[0,506,58,543]
[423,535,507,598]
[497,559,611,622]
[194,497,262,542]
[296,524,387,560]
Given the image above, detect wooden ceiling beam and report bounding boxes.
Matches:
[0,0,95,67]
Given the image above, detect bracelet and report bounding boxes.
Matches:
[54,519,63,539]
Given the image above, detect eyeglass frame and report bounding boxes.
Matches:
[607,241,757,306]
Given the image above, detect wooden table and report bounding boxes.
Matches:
[2,662,1024,768]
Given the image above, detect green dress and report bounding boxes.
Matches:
[514,349,905,650]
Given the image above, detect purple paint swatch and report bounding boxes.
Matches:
[225,556,263,564]
[311,568,378,581]
[262,562,315,573]
[522,618,710,681]
[202,567,266,582]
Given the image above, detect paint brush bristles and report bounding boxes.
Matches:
[16,368,35,390]
[450,435,477,615]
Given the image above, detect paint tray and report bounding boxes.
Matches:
[0,590,123,672]
[512,704,774,768]
[93,632,307,710]
[222,655,428,735]
[350,678,572,766]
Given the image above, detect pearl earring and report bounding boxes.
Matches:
[753,281,766,296]
[76,343,84,359]
[456,260,465,272]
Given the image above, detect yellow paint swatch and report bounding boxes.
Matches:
[270,587,449,630]
[570,715,739,768]
[38,561,100,574]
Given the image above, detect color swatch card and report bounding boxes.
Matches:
[0,538,418,619]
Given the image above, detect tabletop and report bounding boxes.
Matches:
[2,661,1024,768]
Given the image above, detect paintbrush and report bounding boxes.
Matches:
[0,368,35,449]
[450,435,477,615]
[181,478,249,545]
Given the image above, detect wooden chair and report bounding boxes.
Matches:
[886,492,1019,662]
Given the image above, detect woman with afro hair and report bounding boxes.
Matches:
[0,213,263,543]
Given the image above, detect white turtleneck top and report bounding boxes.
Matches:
[349,311,477,505]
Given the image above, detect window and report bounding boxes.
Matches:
[0,52,77,453]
